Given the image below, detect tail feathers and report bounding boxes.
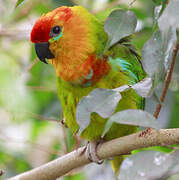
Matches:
[110,156,124,176]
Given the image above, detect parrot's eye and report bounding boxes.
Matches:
[50,26,62,37]
[49,26,63,42]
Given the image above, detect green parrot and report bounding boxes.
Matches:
[31,6,145,175]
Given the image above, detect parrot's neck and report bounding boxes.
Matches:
[52,54,110,86]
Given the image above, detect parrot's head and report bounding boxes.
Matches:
[31,6,108,83]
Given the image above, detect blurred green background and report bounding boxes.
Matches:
[0,0,178,179]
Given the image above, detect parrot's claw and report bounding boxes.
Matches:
[85,142,103,164]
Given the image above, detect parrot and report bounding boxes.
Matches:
[31,6,145,175]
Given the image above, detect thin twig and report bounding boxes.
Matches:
[27,112,59,122]
[26,58,39,72]
[0,29,29,40]
[154,43,179,118]
[72,134,83,150]
[61,124,68,154]
[13,2,34,22]
[128,0,137,9]
[0,170,4,176]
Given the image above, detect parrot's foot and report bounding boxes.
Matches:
[85,141,103,164]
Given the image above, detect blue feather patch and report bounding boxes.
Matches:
[109,56,138,84]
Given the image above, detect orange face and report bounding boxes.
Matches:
[31,6,73,63]
[31,6,107,84]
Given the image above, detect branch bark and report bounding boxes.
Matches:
[8,128,179,180]
[154,43,179,118]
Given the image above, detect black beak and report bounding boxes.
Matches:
[35,42,54,64]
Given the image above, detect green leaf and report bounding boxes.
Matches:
[158,0,179,33]
[162,27,177,70]
[152,92,162,104]
[76,88,122,135]
[113,85,130,92]
[109,109,159,129]
[131,77,153,97]
[157,0,178,70]
[118,151,173,180]
[15,0,25,8]
[142,27,176,90]
[153,5,162,27]
[103,110,160,136]
[113,77,153,98]
[119,150,179,180]
[167,151,179,177]
[104,9,137,50]
[142,30,165,87]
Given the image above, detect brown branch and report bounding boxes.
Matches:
[27,112,59,122]
[0,170,4,177]
[26,58,39,72]
[0,29,29,40]
[13,2,34,22]
[154,43,179,118]
[8,128,179,180]
[128,0,137,9]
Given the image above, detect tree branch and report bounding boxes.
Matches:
[0,170,4,177]
[8,128,179,180]
[154,43,179,118]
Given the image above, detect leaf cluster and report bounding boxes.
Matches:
[77,2,178,136]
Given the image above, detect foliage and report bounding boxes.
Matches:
[0,0,179,180]
[104,9,137,50]
[119,150,179,180]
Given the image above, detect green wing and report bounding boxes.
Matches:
[105,37,146,110]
